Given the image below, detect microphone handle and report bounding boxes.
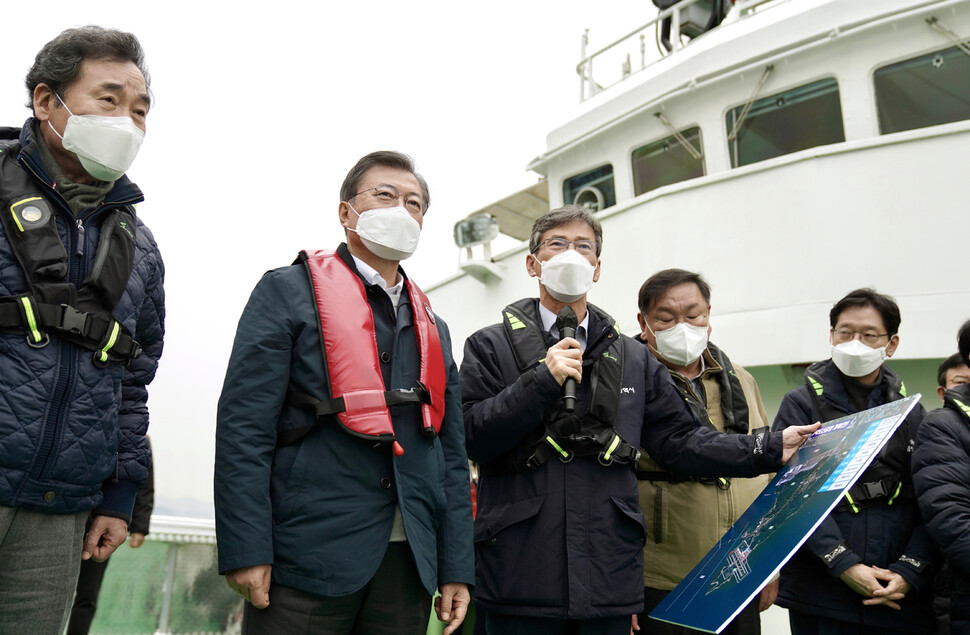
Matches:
[561,326,577,413]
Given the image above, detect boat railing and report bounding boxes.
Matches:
[577,0,779,101]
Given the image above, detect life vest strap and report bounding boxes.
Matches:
[635,470,732,489]
[280,386,432,446]
[834,477,913,513]
[0,296,141,363]
[479,428,640,476]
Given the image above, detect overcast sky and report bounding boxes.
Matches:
[1,0,656,515]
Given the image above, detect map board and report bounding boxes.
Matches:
[649,394,922,633]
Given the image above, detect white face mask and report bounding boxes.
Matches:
[831,339,887,378]
[535,249,596,302]
[48,94,144,182]
[649,321,709,367]
[347,204,421,261]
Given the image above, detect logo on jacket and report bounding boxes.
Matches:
[620,387,635,394]
[424,303,435,324]
[822,544,847,564]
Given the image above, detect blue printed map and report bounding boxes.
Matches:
[649,394,922,634]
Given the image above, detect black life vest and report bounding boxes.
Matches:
[804,362,914,512]
[0,141,140,366]
[479,299,640,476]
[282,249,447,456]
[635,342,749,488]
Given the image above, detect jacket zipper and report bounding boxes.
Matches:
[16,159,137,485]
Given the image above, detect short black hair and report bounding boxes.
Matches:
[959,318,970,368]
[829,288,901,336]
[339,151,430,213]
[26,26,149,112]
[638,268,712,314]
[938,353,966,388]
[529,205,603,257]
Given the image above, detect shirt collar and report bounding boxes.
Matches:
[351,254,404,308]
[538,303,589,348]
[351,254,402,290]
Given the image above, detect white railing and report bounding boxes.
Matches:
[577,0,778,101]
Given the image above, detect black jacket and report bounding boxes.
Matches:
[772,359,934,632]
[461,299,783,619]
[913,383,970,627]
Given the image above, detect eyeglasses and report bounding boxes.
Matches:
[832,328,889,346]
[532,237,598,256]
[351,185,424,215]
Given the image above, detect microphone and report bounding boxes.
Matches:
[556,306,579,413]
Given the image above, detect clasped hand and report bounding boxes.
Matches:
[839,563,912,610]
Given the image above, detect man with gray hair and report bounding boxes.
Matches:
[0,26,164,632]
[460,206,818,634]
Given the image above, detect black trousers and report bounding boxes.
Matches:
[67,557,111,635]
[242,542,432,635]
[484,613,631,635]
[638,586,761,635]
[788,610,915,635]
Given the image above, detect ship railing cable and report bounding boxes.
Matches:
[727,64,774,142]
[654,112,704,159]
[926,17,970,59]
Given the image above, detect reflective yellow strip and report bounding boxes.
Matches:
[505,311,526,331]
[603,435,621,461]
[955,399,970,417]
[545,436,569,458]
[20,297,41,343]
[887,482,902,505]
[99,321,120,362]
[613,321,620,333]
[808,376,824,396]
[845,492,859,514]
[900,382,908,398]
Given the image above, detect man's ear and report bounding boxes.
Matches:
[885,334,900,358]
[33,83,58,122]
[526,253,540,278]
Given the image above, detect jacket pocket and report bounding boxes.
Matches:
[474,495,561,607]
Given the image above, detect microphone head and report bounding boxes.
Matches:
[556,305,578,330]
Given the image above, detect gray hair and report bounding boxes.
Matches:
[529,205,603,256]
[339,151,431,214]
[26,26,150,111]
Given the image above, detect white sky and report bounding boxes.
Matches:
[1,1,657,514]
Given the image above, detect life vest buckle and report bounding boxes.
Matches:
[58,304,89,336]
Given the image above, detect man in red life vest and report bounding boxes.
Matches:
[215,152,474,635]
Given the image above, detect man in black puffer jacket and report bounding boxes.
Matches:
[914,319,970,635]
[772,289,936,635]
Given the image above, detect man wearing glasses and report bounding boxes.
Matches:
[460,206,818,634]
[633,269,774,635]
[772,288,936,635]
[215,152,473,635]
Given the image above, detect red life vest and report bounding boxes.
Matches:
[287,249,446,456]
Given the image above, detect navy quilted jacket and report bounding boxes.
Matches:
[0,121,164,518]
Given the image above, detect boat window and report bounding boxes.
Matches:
[632,127,705,196]
[874,46,970,134]
[726,78,844,168]
[563,164,615,212]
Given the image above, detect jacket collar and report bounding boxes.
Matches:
[810,358,897,412]
[15,118,144,208]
